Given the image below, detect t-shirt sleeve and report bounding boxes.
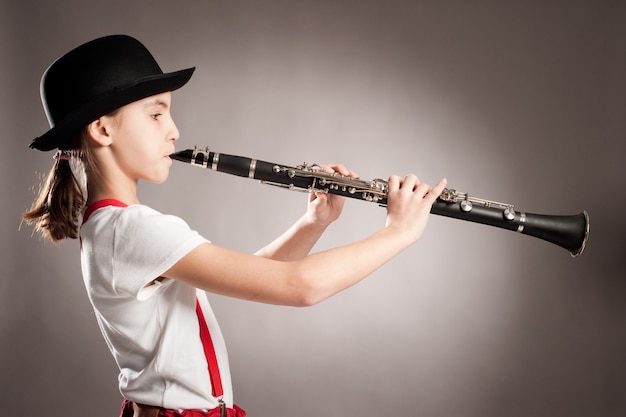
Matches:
[110,206,208,300]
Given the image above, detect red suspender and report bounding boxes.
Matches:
[196,298,224,398]
[83,198,128,222]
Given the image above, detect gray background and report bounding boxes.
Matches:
[1,1,624,416]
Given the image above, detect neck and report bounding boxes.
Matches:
[86,147,141,206]
[86,177,140,206]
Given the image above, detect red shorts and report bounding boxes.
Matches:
[119,399,246,417]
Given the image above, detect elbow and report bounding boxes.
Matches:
[295,292,325,308]
[289,266,329,307]
[294,296,325,308]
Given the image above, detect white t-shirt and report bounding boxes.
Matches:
[80,201,233,410]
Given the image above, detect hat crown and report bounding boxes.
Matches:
[41,35,163,126]
[31,34,194,151]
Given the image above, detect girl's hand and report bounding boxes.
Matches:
[385,174,447,244]
[305,163,358,227]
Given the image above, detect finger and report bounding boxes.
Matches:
[345,168,359,178]
[400,174,420,192]
[423,178,448,202]
[332,163,349,176]
[320,164,339,174]
[325,163,357,178]
[414,182,432,198]
[312,191,327,202]
[310,186,329,197]
[387,175,402,191]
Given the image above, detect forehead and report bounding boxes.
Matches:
[109,92,172,124]
[121,92,172,113]
[139,92,172,108]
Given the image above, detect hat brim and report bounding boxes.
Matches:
[30,67,195,151]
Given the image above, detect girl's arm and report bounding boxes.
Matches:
[164,175,447,307]
[254,163,356,261]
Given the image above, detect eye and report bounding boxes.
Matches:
[150,113,162,120]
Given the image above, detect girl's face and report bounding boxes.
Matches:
[108,92,179,184]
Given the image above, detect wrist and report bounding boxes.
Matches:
[302,212,333,232]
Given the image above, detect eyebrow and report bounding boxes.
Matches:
[143,98,169,109]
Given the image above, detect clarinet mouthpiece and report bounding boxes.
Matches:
[170,149,194,163]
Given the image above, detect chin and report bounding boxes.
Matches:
[155,175,169,184]
[147,170,170,184]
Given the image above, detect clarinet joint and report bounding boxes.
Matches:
[272,163,389,203]
[439,188,517,221]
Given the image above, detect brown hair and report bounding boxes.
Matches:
[22,129,98,242]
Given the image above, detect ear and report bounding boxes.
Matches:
[86,116,114,147]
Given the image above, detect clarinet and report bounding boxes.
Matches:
[171,147,590,257]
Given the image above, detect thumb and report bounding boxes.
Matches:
[310,190,328,204]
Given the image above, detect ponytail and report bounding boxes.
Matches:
[23,134,88,243]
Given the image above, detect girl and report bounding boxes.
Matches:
[23,35,446,417]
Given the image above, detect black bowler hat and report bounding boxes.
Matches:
[30,34,195,151]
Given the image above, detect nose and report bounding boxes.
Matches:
[169,118,180,142]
